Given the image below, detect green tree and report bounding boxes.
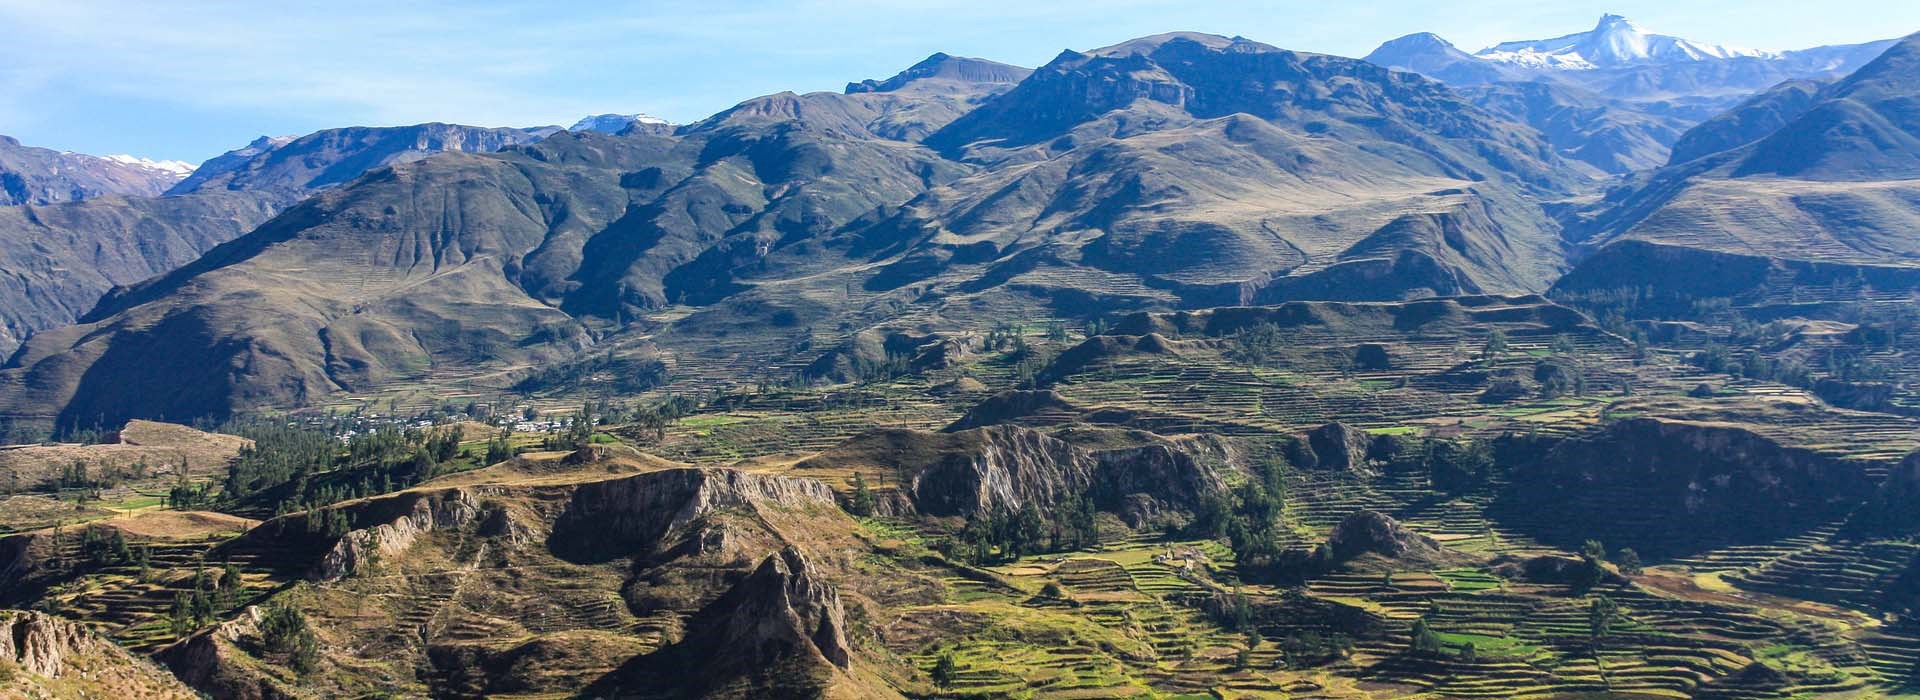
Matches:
[1231,587,1254,634]
[1012,504,1046,558]
[219,561,244,609]
[410,448,436,484]
[169,591,194,638]
[261,602,321,674]
[1482,329,1510,360]
[1613,548,1643,576]
[484,431,513,464]
[1589,595,1619,650]
[1409,617,1444,656]
[931,649,959,689]
[847,472,876,517]
[1574,539,1609,592]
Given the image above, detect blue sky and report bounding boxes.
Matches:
[3,0,1915,163]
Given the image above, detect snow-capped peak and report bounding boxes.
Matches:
[569,113,670,133]
[101,154,197,178]
[1475,14,1778,70]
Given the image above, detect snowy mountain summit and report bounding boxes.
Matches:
[102,154,196,178]
[569,113,672,134]
[1475,14,1777,69]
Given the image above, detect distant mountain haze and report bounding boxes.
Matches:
[1366,15,1901,172]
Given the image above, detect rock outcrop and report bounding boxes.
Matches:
[550,468,837,563]
[803,330,969,384]
[157,606,300,700]
[313,488,487,581]
[713,546,852,669]
[802,424,1232,527]
[1504,418,1881,555]
[0,609,198,698]
[188,455,875,699]
[1303,422,1378,476]
[588,546,869,698]
[1320,510,1466,571]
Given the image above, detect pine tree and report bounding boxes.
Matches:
[260,602,320,673]
[847,472,876,517]
[169,591,194,638]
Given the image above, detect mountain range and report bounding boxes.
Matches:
[9,14,1920,700]
[1,18,1917,432]
[1365,15,1898,171]
[0,136,193,206]
[0,124,559,355]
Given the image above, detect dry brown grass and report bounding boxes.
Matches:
[101,510,255,540]
[422,445,681,488]
[0,420,249,491]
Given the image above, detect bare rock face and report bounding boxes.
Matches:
[0,609,198,698]
[157,606,299,700]
[314,488,486,581]
[715,546,852,670]
[908,426,1094,518]
[803,424,1232,527]
[0,610,83,677]
[583,547,866,698]
[1326,510,1448,563]
[1305,422,1377,476]
[550,468,837,563]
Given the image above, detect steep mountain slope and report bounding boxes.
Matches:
[1554,33,1920,305]
[0,123,559,356]
[1458,80,1693,172]
[0,36,1592,427]
[1666,78,1828,165]
[0,190,286,354]
[868,33,1578,307]
[0,110,968,428]
[0,135,191,205]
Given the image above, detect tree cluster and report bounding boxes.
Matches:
[942,498,1100,565]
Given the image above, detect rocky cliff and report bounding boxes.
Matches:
[155,606,301,700]
[800,424,1232,527]
[1503,417,1881,555]
[0,609,197,698]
